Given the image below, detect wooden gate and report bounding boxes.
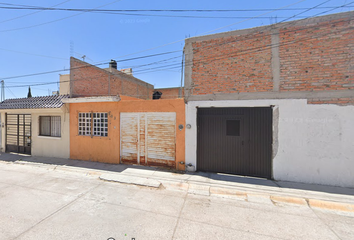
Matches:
[120,112,176,168]
[6,114,31,154]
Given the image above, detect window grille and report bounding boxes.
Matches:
[78,113,91,136]
[93,113,108,137]
[79,112,108,137]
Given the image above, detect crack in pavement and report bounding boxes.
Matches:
[171,186,189,240]
[13,183,102,240]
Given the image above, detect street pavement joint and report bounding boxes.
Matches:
[13,183,102,240]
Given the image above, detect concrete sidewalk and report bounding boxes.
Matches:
[1,152,354,213]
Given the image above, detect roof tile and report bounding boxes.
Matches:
[0,95,70,109]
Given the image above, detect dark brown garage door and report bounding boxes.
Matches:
[197,107,272,179]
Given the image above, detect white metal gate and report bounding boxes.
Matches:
[120,112,176,167]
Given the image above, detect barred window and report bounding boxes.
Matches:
[78,113,92,136]
[93,113,108,137]
[78,112,108,137]
[39,116,61,137]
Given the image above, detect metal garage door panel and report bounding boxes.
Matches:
[147,113,176,167]
[120,113,138,164]
[248,108,272,178]
[197,107,272,179]
[197,108,249,175]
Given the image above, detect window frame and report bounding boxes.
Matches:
[78,112,92,136]
[78,112,108,137]
[39,116,61,137]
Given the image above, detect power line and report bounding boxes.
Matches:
[93,0,309,65]
[180,0,339,56]
[0,1,343,81]
[0,47,67,60]
[4,1,350,21]
[119,55,182,69]
[3,7,351,83]
[76,0,311,71]
[141,26,354,76]
[0,50,181,80]
[1,4,353,12]
[6,21,354,88]
[133,15,354,75]
[79,2,344,73]
[133,2,354,74]
[5,86,17,98]
[0,3,343,19]
[69,13,319,19]
[0,0,72,24]
[0,0,123,32]
[4,15,352,85]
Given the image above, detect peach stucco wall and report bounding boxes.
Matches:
[69,98,185,170]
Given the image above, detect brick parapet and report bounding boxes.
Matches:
[184,11,354,103]
[70,57,154,99]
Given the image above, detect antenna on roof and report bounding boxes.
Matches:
[81,55,86,61]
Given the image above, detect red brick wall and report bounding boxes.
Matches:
[279,18,354,92]
[188,13,354,105]
[70,57,153,99]
[156,87,184,99]
[191,32,273,95]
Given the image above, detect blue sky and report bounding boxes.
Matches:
[0,0,352,99]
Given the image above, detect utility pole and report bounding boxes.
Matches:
[179,52,184,98]
[1,80,4,102]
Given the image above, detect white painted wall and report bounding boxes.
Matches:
[0,107,70,159]
[185,99,354,188]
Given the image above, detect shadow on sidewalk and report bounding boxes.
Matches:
[1,152,353,197]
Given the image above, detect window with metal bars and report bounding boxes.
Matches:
[78,113,92,136]
[39,116,61,137]
[78,112,108,137]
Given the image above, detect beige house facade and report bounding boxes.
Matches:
[0,95,70,159]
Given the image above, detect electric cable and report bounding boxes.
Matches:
[1,1,349,82]
[0,0,124,32]
[0,0,72,24]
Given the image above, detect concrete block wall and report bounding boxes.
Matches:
[184,11,354,105]
[70,57,154,99]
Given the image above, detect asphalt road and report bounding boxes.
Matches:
[0,163,353,240]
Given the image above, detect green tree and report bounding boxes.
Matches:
[27,86,32,98]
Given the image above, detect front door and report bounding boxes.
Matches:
[6,113,31,154]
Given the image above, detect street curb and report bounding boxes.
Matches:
[270,195,308,206]
[2,160,354,213]
[308,199,354,212]
[100,173,161,188]
[209,186,247,201]
[211,188,354,213]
